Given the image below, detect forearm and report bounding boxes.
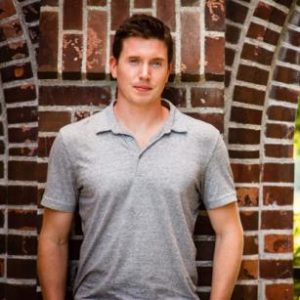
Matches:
[210,229,244,300]
[37,236,69,300]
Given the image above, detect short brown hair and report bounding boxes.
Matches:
[112,14,173,63]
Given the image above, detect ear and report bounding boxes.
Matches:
[109,56,118,79]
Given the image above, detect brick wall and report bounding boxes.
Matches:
[0,0,299,299]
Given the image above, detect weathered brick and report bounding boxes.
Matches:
[191,88,223,108]
[237,65,269,85]
[38,136,55,157]
[22,2,40,23]
[7,185,37,205]
[74,111,91,122]
[63,0,82,30]
[279,47,300,65]
[238,260,258,280]
[39,111,71,132]
[240,211,258,231]
[0,0,16,18]
[231,164,260,183]
[38,11,58,78]
[0,186,7,205]
[39,85,111,106]
[254,3,287,27]
[263,163,293,182]
[229,150,260,159]
[88,0,106,5]
[205,37,224,81]
[8,127,37,143]
[7,235,37,255]
[1,63,33,83]
[7,106,37,124]
[247,22,280,45]
[187,113,223,132]
[63,34,83,79]
[38,162,48,183]
[269,85,299,103]
[8,209,36,230]
[285,29,300,47]
[274,65,300,85]
[231,107,262,125]
[237,187,258,207]
[244,235,258,255]
[267,105,296,122]
[9,147,37,157]
[181,11,200,81]
[265,284,293,300]
[205,0,225,31]
[260,259,292,279]
[264,234,292,253]
[226,1,248,24]
[87,10,107,79]
[195,240,214,261]
[5,284,36,300]
[157,0,175,32]
[4,84,36,103]
[111,0,129,30]
[265,144,292,158]
[8,161,37,181]
[225,69,231,87]
[232,285,258,300]
[261,210,292,229]
[226,24,240,44]
[162,87,186,107]
[0,20,22,42]
[265,123,293,139]
[233,86,265,106]
[28,24,39,44]
[241,43,273,65]
[194,213,214,235]
[263,186,293,206]
[225,47,235,66]
[197,266,212,286]
[134,0,151,7]
[0,41,28,63]
[229,128,260,144]
[7,258,36,279]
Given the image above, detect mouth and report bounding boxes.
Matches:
[133,85,152,92]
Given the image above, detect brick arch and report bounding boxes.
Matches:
[226,0,299,298]
[0,0,40,298]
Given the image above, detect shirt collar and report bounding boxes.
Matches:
[92,99,188,135]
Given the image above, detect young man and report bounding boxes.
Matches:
[38,14,243,300]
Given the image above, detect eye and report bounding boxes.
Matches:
[128,57,139,64]
[151,61,162,68]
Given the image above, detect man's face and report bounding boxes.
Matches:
[110,37,171,107]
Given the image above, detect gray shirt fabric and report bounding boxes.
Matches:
[42,100,237,300]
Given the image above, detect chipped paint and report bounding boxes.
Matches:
[87,28,103,69]
[206,0,224,22]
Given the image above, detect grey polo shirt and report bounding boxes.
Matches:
[42,100,237,300]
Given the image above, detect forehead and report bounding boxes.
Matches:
[120,37,168,59]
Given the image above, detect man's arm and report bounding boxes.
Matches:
[207,202,244,300]
[38,208,74,300]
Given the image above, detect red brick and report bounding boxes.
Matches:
[205,37,224,81]
[194,214,214,235]
[240,211,258,231]
[5,284,36,300]
[0,210,4,228]
[265,123,293,139]
[0,235,5,254]
[254,2,287,26]
[38,162,48,183]
[232,164,260,183]
[0,41,28,63]
[63,34,83,79]
[181,11,200,81]
[197,266,212,286]
[195,240,214,261]
[7,235,37,255]
[265,144,293,158]
[290,10,300,26]
[28,24,39,44]
[225,47,235,67]
[237,187,258,207]
[0,141,4,154]
[9,147,37,157]
[205,0,225,31]
[4,84,36,103]
[241,43,273,66]
[229,150,260,159]
[247,22,280,45]
[22,2,40,23]
[226,1,248,24]
[237,65,269,85]
[268,105,296,122]
[0,186,6,205]
[8,127,37,143]
[38,11,58,78]
[39,85,111,106]
[231,106,262,125]
[263,163,293,182]
[263,186,293,206]
[244,235,258,255]
[111,0,129,30]
[87,0,106,5]
[0,258,4,277]
[274,65,300,85]
[260,259,292,279]
[157,0,176,32]
[181,0,200,5]
[232,285,258,300]
[233,86,265,106]
[264,234,292,253]
[7,258,36,279]
[63,0,82,29]
[134,0,151,7]
[1,63,33,83]
[8,161,37,181]
[7,185,37,205]
[285,28,300,47]
[0,0,16,18]
[39,111,71,132]
[265,284,293,300]
[229,128,260,144]
[270,85,299,103]
[74,111,91,122]
[42,0,58,5]
[162,87,186,107]
[191,88,223,108]
[226,24,240,44]
[87,10,107,79]
[8,209,36,230]
[238,260,258,280]
[0,20,22,42]
[279,47,300,65]
[225,69,231,87]
[7,106,37,124]
[261,210,292,230]
[187,113,223,132]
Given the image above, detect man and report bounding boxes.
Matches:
[38,14,243,300]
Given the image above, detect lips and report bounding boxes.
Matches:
[133,85,152,92]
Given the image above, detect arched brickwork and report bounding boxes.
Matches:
[0,0,299,299]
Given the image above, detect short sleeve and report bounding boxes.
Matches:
[202,134,237,209]
[41,131,78,212]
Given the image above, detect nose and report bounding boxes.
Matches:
[139,63,150,80]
